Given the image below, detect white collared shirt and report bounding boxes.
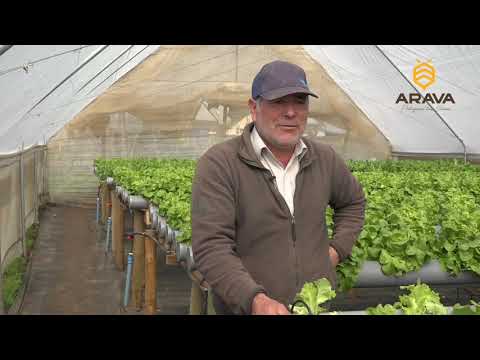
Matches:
[250,125,307,215]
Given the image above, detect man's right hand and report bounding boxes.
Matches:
[251,293,291,315]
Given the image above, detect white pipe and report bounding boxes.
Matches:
[128,195,149,210]
[355,260,480,288]
[319,306,457,315]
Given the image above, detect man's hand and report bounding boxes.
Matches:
[329,246,340,267]
[251,293,291,315]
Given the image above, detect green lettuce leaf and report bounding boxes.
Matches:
[397,282,448,315]
[291,278,336,315]
[366,304,398,315]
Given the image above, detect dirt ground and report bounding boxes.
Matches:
[20,205,191,315]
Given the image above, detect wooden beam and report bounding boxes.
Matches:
[189,281,204,315]
[102,183,111,224]
[112,192,125,271]
[144,229,157,315]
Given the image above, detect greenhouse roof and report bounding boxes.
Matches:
[1,45,479,156]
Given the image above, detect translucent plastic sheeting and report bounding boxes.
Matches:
[3,45,479,157]
[0,158,21,266]
[0,45,161,154]
[46,45,391,205]
[0,46,93,142]
[377,45,480,155]
[0,146,47,267]
[304,45,470,155]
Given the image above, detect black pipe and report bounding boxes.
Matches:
[290,299,313,315]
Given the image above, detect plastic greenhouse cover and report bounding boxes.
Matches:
[304,45,480,155]
[0,45,160,154]
[1,45,479,155]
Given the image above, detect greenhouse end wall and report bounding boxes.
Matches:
[47,45,391,207]
[47,114,217,206]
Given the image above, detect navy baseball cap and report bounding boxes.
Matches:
[252,60,318,100]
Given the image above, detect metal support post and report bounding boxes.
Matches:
[105,217,112,254]
[123,252,134,308]
[132,210,145,309]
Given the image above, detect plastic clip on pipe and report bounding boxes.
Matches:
[123,251,134,308]
[105,217,112,254]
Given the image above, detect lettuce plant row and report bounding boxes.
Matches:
[96,158,195,243]
[95,158,480,291]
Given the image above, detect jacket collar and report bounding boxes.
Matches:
[238,122,317,170]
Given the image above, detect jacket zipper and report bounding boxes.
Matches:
[242,156,312,290]
[291,163,309,289]
[269,173,300,288]
[291,215,299,287]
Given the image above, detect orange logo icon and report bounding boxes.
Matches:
[413,60,435,90]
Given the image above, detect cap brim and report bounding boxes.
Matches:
[260,86,318,100]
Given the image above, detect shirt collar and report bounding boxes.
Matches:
[250,125,307,163]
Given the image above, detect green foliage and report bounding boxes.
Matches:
[2,257,27,310]
[2,224,38,310]
[365,281,448,315]
[365,304,398,315]
[95,158,195,243]
[346,159,480,174]
[26,223,40,252]
[96,158,480,287]
[396,282,448,315]
[294,280,472,315]
[435,188,480,275]
[451,300,480,315]
[291,278,336,315]
[330,160,480,292]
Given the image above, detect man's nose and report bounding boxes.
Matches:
[285,103,296,117]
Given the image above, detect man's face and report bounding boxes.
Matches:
[248,93,309,151]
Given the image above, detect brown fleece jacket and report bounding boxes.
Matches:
[191,122,365,315]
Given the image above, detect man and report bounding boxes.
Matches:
[191,60,365,315]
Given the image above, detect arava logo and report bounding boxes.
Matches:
[413,60,435,90]
[395,59,455,106]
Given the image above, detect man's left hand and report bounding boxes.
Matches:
[329,246,340,267]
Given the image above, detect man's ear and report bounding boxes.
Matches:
[248,98,257,122]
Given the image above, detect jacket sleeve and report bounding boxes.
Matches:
[191,151,266,315]
[328,148,366,262]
